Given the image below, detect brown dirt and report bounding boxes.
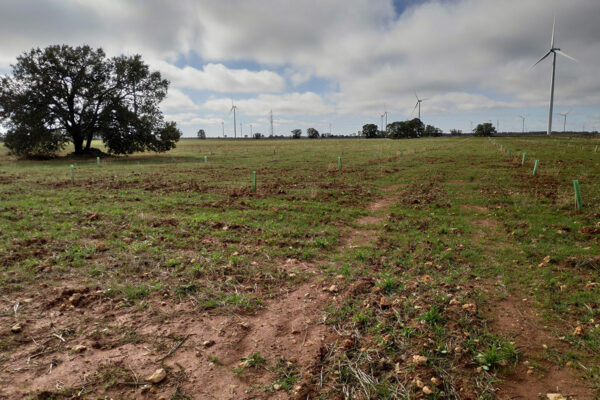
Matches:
[0,265,334,399]
[0,188,399,400]
[491,297,593,400]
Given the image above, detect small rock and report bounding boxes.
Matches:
[546,394,566,400]
[273,384,282,391]
[11,323,22,333]
[203,340,215,348]
[422,385,433,395]
[573,325,583,336]
[462,303,477,313]
[379,297,390,307]
[431,377,441,386]
[327,285,338,293]
[69,293,82,306]
[412,355,427,365]
[414,378,424,388]
[72,344,86,353]
[147,368,167,384]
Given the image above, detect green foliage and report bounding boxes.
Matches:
[307,127,320,138]
[387,118,424,139]
[0,45,181,157]
[473,122,496,137]
[450,129,462,136]
[291,129,302,139]
[362,123,379,138]
[197,129,206,139]
[423,124,443,137]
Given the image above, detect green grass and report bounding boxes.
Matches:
[2,135,600,397]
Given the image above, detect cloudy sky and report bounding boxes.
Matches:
[1,0,599,136]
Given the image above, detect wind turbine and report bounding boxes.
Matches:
[518,115,527,134]
[531,17,577,135]
[412,92,427,120]
[557,109,571,133]
[230,101,238,139]
[382,105,389,132]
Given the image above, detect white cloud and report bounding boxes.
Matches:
[153,60,285,93]
[165,112,224,127]
[203,92,334,116]
[162,89,199,111]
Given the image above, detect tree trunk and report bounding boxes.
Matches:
[69,127,84,154]
[85,134,93,151]
[73,137,84,154]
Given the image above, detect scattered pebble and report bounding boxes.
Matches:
[462,303,477,313]
[546,394,566,400]
[11,323,22,333]
[422,385,433,394]
[72,344,86,353]
[147,368,167,384]
[412,355,427,365]
[203,340,215,348]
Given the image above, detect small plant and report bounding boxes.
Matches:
[376,274,402,294]
[235,352,267,376]
[419,306,444,326]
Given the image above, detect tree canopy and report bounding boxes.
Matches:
[473,122,496,137]
[197,129,206,139]
[387,118,425,139]
[307,128,320,139]
[362,123,378,138]
[0,45,181,157]
[291,129,302,139]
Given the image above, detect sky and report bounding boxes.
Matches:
[1,0,599,137]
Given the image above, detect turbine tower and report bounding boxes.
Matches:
[558,110,571,133]
[531,17,577,135]
[382,105,389,132]
[518,115,527,134]
[230,101,238,139]
[412,92,427,120]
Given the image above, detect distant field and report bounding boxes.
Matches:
[0,136,599,399]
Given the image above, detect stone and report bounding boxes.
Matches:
[422,386,433,395]
[147,368,167,384]
[573,325,583,336]
[11,323,22,333]
[462,303,477,313]
[203,340,215,348]
[327,285,338,293]
[546,394,566,400]
[72,344,86,353]
[431,377,441,386]
[412,355,427,365]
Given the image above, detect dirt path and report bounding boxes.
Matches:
[462,204,593,399]
[0,190,398,399]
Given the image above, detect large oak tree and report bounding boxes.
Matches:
[0,45,181,156]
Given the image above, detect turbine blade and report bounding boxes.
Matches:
[551,16,556,48]
[531,50,552,69]
[556,50,578,62]
[421,98,429,101]
[414,91,419,101]
[412,102,419,113]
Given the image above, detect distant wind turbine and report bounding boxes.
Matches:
[382,105,389,131]
[531,16,577,135]
[518,115,527,134]
[412,92,427,120]
[230,101,238,139]
[558,109,571,133]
